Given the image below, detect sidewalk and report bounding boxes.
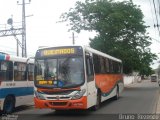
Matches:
[124,79,160,113]
[156,89,160,113]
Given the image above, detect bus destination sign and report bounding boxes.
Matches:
[37,46,83,57]
[43,48,75,56]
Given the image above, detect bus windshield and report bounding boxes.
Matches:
[35,57,84,88]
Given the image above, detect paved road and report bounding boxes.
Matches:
[1,80,160,120]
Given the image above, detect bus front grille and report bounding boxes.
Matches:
[47,96,70,100]
[49,102,68,106]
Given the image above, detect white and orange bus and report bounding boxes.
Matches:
[34,46,124,110]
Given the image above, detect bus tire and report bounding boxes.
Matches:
[92,90,101,111]
[113,85,119,100]
[3,95,15,114]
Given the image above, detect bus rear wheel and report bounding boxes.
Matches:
[3,96,15,114]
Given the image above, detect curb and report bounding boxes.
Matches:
[156,89,160,113]
[124,82,137,88]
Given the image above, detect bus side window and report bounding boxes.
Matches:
[14,62,27,81]
[100,57,105,73]
[86,54,94,82]
[109,60,113,73]
[105,58,110,73]
[8,61,13,80]
[0,61,13,81]
[93,54,100,73]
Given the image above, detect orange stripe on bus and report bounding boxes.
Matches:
[95,74,123,93]
[34,96,87,109]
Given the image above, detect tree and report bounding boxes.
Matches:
[59,0,157,74]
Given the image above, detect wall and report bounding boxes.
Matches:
[124,75,141,86]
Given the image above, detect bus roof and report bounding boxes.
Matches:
[0,53,34,63]
[37,45,122,63]
[84,46,122,63]
[151,74,158,76]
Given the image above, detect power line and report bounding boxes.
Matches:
[152,0,160,36]
[150,37,160,43]
[0,0,31,57]
[149,0,156,25]
[17,0,31,57]
[157,0,160,17]
[149,0,157,35]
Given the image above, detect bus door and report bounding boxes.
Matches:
[85,53,97,108]
[27,63,34,96]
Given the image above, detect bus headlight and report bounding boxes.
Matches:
[71,89,86,100]
[35,91,46,100]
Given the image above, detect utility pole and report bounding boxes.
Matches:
[71,32,78,45]
[72,32,75,45]
[17,0,31,57]
[22,0,27,57]
[0,0,31,57]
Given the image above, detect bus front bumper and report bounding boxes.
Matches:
[34,96,87,110]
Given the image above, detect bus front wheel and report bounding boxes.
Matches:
[113,86,119,100]
[3,95,15,114]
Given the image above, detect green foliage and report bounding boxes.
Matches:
[59,0,157,75]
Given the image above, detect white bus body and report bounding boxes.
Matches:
[0,53,34,113]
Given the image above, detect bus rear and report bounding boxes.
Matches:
[34,46,88,110]
[150,74,158,82]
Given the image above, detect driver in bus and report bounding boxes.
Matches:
[48,67,57,79]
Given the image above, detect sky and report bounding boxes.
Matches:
[0,0,160,68]
[0,0,92,56]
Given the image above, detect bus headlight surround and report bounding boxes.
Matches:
[71,89,86,100]
[35,91,46,100]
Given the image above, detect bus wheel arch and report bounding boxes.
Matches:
[3,95,16,114]
[92,89,101,111]
[113,85,119,100]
